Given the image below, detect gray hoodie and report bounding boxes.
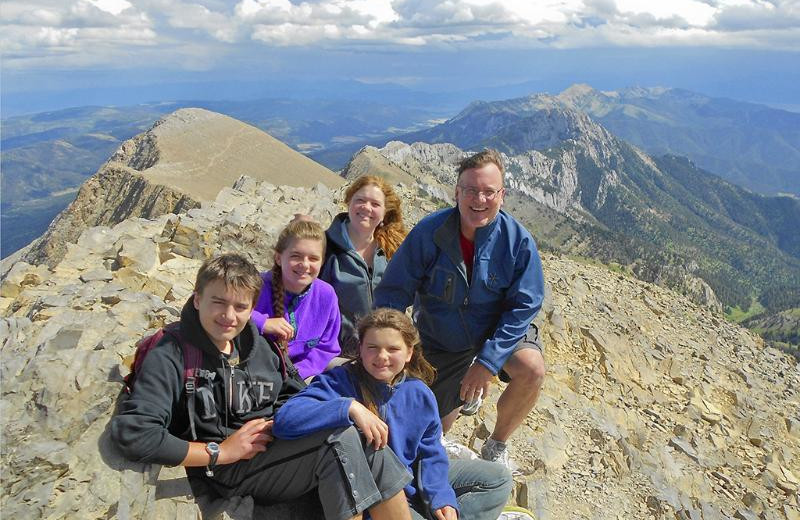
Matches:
[320,213,387,356]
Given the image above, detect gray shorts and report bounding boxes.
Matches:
[207,426,411,520]
[424,324,542,418]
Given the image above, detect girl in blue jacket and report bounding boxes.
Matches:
[274,308,512,520]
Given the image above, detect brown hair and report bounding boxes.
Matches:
[194,253,262,305]
[350,308,436,415]
[271,220,327,351]
[345,175,408,259]
[457,149,505,183]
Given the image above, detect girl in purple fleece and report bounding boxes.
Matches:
[251,220,341,380]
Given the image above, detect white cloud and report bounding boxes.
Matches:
[87,0,132,16]
[1,0,798,72]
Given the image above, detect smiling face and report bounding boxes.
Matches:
[359,327,413,384]
[455,162,505,240]
[193,278,255,352]
[347,184,386,235]
[275,237,324,294]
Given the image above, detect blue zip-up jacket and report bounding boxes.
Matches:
[374,207,544,375]
[273,365,458,513]
[320,213,388,355]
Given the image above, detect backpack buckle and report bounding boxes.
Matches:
[185,376,196,393]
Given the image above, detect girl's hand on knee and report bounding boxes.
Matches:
[262,318,294,340]
[434,506,457,520]
[348,401,389,450]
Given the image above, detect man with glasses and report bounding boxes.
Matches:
[375,149,545,469]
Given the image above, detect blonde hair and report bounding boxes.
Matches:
[270,220,326,351]
[345,175,407,259]
[350,308,436,415]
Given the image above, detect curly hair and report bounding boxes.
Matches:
[270,219,326,351]
[345,175,408,259]
[349,308,436,415]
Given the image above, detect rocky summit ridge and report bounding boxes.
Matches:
[1,172,798,519]
[11,108,344,270]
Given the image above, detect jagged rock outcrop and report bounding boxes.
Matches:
[449,256,799,520]
[341,141,463,202]
[18,108,344,269]
[2,175,797,519]
[22,164,199,268]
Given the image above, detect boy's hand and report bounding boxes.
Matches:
[348,401,388,450]
[219,418,274,465]
[262,318,294,340]
[434,506,458,520]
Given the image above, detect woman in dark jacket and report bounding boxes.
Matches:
[320,176,407,356]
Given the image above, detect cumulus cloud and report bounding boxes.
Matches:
[1,0,798,71]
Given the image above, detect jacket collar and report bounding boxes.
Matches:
[432,207,502,276]
[326,213,353,251]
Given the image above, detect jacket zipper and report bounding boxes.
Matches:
[350,249,375,307]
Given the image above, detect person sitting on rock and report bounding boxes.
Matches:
[273,308,512,520]
[111,253,414,520]
[320,175,408,357]
[251,219,341,381]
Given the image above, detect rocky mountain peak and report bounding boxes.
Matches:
[2,173,797,519]
[2,104,798,520]
[618,85,672,99]
[11,108,344,269]
[555,83,599,102]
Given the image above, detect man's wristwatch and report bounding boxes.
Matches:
[205,442,220,477]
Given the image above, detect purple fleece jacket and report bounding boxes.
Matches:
[251,272,341,380]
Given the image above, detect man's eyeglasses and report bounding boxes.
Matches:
[458,185,504,200]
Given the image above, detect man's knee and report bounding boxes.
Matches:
[505,349,545,388]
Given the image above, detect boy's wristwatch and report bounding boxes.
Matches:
[205,442,220,476]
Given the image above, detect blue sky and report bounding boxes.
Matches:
[2,0,799,114]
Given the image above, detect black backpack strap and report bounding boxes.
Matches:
[269,338,299,381]
[164,324,204,442]
[183,341,203,442]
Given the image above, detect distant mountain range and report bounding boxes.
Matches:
[406,84,799,196]
[3,85,799,350]
[5,85,798,258]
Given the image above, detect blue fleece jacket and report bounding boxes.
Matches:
[273,365,458,513]
[374,207,544,375]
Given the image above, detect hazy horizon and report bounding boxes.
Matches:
[2,1,799,116]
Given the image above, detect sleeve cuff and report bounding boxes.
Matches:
[160,435,191,467]
[476,356,500,376]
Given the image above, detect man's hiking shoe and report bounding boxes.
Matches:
[460,393,483,416]
[481,438,515,472]
[441,434,479,460]
[497,506,536,519]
